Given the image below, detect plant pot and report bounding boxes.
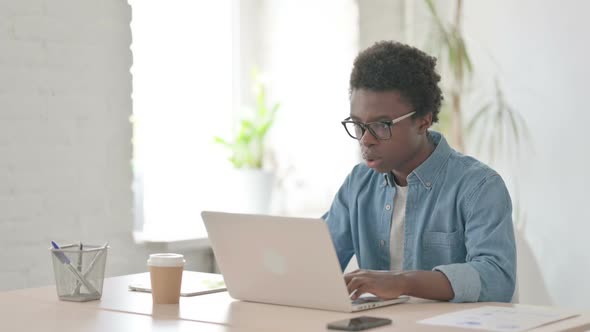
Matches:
[229,169,274,215]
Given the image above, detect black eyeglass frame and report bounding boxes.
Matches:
[340,111,416,140]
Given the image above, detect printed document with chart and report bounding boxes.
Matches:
[418,305,579,332]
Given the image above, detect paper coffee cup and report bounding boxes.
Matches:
[147,253,185,304]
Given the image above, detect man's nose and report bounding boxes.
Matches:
[359,129,378,146]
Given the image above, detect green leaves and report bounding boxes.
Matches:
[214,72,280,169]
[423,0,530,162]
[466,79,531,162]
[425,0,471,91]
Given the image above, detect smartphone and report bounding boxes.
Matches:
[327,316,392,331]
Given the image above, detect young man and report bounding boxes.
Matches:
[324,41,516,303]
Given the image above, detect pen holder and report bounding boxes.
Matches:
[50,243,109,302]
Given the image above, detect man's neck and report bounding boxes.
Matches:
[391,136,435,186]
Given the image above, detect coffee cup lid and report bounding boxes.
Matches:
[147,253,185,267]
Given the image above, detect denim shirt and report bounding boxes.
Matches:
[323,131,516,303]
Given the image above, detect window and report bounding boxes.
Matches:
[130,0,234,240]
[130,1,361,242]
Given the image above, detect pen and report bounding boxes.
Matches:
[73,242,83,295]
[83,242,109,278]
[77,242,83,273]
[51,241,99,295]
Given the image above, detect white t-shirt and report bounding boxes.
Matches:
[389,183,408,273]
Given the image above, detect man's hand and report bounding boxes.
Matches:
[344,269,408,300]
[344,269,455,301]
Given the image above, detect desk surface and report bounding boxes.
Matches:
[3,271,590,332]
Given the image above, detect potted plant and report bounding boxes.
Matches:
[214,71,280,214]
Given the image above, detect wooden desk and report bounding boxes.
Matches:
[1,289,247,331]
[3,271,590,332]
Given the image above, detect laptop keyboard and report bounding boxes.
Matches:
[351,296,382,305]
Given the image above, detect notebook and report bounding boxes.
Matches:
[201,211,409,312]
[128,272,226,296]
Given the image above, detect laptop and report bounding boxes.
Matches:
[201,211,409,312]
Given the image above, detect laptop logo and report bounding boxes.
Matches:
[263,249,287,275]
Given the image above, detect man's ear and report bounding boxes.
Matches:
[417,112,433,134]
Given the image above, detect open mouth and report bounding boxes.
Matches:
[364,157,382,169]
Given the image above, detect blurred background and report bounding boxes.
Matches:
[1,0,588,309]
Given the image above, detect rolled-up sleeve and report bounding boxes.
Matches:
[434,263,482,302]
[435,174,516,303]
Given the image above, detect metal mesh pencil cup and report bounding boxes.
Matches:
[50,243,109,302]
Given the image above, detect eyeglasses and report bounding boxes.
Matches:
[341,111,416,140]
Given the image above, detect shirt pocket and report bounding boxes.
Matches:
[421,230,466,269]
[422,230,464,248]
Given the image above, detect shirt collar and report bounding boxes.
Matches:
[383,130,453,190]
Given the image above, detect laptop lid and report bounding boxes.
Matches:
[201,211,407,312]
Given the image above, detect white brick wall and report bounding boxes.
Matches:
[0,0,211,291]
